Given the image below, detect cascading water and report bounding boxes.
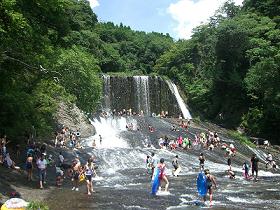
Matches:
[84,117,129,149]
[133,76,150,116]
[102,74,111,110]
[166,80,192,119]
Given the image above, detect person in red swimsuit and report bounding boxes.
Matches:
[158,158,169,192]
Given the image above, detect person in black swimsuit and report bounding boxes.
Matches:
[251,154,259,181]
[199,153,205,171]
[204,169,217,204]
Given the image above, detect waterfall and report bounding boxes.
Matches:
[103,74,111,110]
[83,117,132,149]
[101,75,191,118]
[166,80,192,119]
[133,76,150,116]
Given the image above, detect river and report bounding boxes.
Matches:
[46,116,280,210]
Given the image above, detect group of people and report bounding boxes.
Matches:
[146,153,169,192]
[102,108,181,119]
[69,156,98,195]
[0,135,20,170]
[146,145,278,204]
[146,152,217,203]
[0,130,101,197]
[25,140,99,195]
[54,127,81,149]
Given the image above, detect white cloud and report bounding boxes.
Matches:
[167,0,243,39]
[88,0,99,9]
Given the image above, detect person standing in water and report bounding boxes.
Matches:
[150,152,156,176]
[36,153,48,189]
[242,162,250,179]
[146,155,153,177]
[158,158,169,192]
[227,155,232,171]
[84,158,97,195]
[26,154,33,181]
[99,135,102,145]
[199,153,205,171]
[251,154,259,181]
[204,169,217,205]
[172,155,180,176]
[71,157,81,191]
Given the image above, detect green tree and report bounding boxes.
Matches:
[52,46,102,113]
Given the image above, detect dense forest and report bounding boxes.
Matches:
[0,0,279,144]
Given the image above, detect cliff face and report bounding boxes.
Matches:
[103,75,181,117]
[55,102,95,138]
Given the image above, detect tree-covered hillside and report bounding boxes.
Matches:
[155,0,280,143]
[0,0,279,143]
[0,0,173,139]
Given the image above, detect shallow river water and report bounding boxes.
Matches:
[46,116,280,210]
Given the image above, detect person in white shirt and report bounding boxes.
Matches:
[36,154,47,189]
[4,153,15,168]
[266,153,273,169]
[58,152,64,167]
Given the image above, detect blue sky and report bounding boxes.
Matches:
[88,0,243,39]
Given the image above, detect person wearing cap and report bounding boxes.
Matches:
[157,158,169,192]
[203,169,217,204]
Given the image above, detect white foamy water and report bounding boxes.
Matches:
[156,191,171,196]
[92,176,104,181]
[123,205,148,210]
[266,189,278,191]
[226,197,265,204]
[246,146,268,162]
[180,194,196,199]
[166,80,192,119]
[84,117,131,148]
[127,183,142,186]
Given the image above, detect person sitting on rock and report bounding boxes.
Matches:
[228,170,235,179]
[229,144,237,155]
[4,153,17,169]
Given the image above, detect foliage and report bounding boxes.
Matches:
[26,201,49,210]
[155,1,280,143]
[51,46,102,113]
[227,130,255,147]
[0,0,173,139]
